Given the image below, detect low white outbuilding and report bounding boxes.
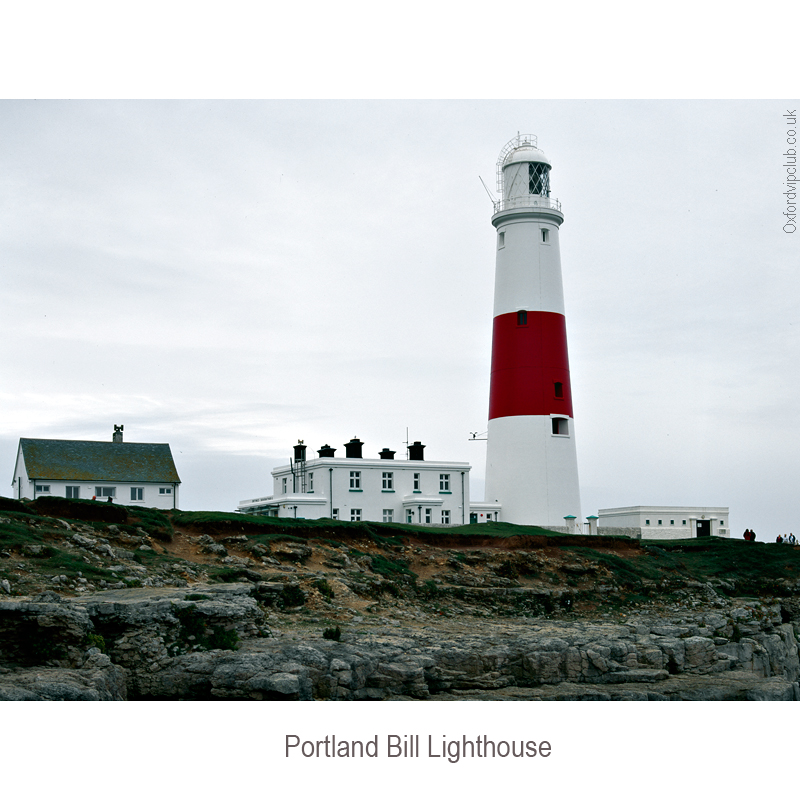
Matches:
[597,506,730,539]
[12,427,181,509]
[238,439,472,525]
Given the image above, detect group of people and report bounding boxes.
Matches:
[743,529,797,544]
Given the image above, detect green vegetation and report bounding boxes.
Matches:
[323,625,341,641]
[313,578,334,601]
[127,506,174,541]
[369,553,415,579]
[86,633,107,653]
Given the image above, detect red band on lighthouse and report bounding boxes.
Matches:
[488,310,573,420]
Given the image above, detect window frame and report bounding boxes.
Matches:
[382,471,394,490]
[350,508,362,522]
[131,487,144,502]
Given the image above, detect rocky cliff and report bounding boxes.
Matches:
[1,499,799,700]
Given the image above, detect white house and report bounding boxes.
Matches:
[12,426,181,510]
[597,506,730,540]
[238,439,473,525]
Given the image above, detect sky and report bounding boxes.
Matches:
[1,100,798,534]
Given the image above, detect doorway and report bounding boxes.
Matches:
[696,520,711,537]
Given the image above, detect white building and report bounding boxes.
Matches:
[598,506,730,540]
[483,134,582,527]
[12,426,181,509]
[238,439,472,525]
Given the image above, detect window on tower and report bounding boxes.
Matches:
[541,228,549,243]
[498,231,505,248]
[554,382,563,398]
[551,417,569,435]
[517,310,527,326]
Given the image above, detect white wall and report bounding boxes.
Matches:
[13,475,179,509]
[493,216,564,317]
[269,457,471,524]
[485,414,581,526]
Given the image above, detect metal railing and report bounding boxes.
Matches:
[493,195,562,214]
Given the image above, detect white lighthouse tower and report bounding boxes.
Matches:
[483,134,581,528]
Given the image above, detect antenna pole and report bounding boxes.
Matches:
[479,176,496,204]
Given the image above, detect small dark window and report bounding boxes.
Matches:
[554,382,563,398]
[541,228,549,243]
[498,231,505,248]
[551,418,568,435]
[517,310,527,326]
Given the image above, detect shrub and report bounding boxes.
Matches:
[314,578,334,601]
[323,626,341,641]
[282,584,306,608]
[86,633,107,653]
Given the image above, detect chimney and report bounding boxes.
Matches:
[378,448,396,460]
[113,424,124,443]
[408,441,425,460]
[293,440,307,461]
[317,444,337,458]
[344,438,364,458]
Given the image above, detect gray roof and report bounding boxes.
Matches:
[19,438,181,483]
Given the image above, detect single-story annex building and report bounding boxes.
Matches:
[12,426,181,509]
[598,506,729,539]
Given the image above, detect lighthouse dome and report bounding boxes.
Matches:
[495,134,555,201]
[502,144,552,169]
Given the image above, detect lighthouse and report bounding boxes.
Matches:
[483,134,581,528]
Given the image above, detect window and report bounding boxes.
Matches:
[95,486,116,498]
[670,519,675,525]
[350,508,362,522]
[406,509,414,523]
[541,228,549,243]
[439,474,450,491]
[382,472,393,490]
[658,519,663,525]
[349,471,361,490]
[552,418,569,435]
[308,472,314,492]
[517,310,527,326]
[35,484,51,493]
[413,473,420,491]
[498,231,505,248]
[425,508,432,524]
[441,510,450,524]
[382,509,393,523]
[282,477,287,494]
[131,487,144,501]
[682,520,687,525]
[554,382,563,398]
[645,519,650,525]
[159,487,172,495]
[66,486,80,499]
[332,508,339,520]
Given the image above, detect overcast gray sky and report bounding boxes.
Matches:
[1,100,797,534]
